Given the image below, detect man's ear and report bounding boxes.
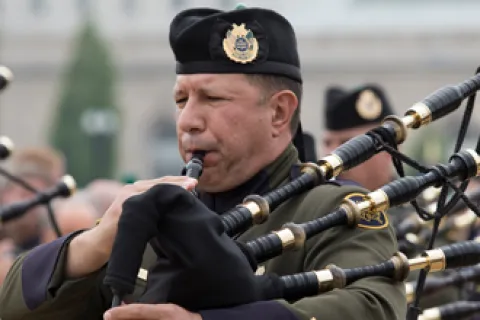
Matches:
[269,90,298,137]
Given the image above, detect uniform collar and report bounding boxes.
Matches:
[198,144,299,214]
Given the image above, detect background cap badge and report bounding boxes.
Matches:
[355,89,383,120]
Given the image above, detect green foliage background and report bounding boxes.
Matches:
[50,21,120,187]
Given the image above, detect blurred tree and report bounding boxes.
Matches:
[49,20,120,187]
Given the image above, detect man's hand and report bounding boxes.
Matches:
[100,176,198,237]
[66,176,198,278]
[103,303,202,320]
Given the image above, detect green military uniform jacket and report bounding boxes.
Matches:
[0,144,406,320]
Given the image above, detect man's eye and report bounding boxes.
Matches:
[176,98,187,104]
[175,98,187,108]
[207,96,224,101]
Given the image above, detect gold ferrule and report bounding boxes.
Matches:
[242,195,270,225]
[419,308,441,320]
[382,116,408,144]
[244,201,262,221]
[404,103,432,129]
[317,165,329,179]
[344,192,373,215]
[273,228,296,250]
[367,190,390,212]
[0,136,14,154]
[401,114,417,129]
[356,200,373,223]
[339,201,360,227]
[409,257,430,271]
[318,154,344,179]
[62,175,77,195]
[282,223,307,250]
[423,249,446,273]
[300,163,319,175]
[465,149,480,176]
[300,163,324,185]
[314,269,335,293]
[405,282,415,304]
[392,251,410,281]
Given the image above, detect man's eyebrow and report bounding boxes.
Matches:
[173,81,239,98]
[202,84,240,96]
[173,87,185,97]
[197,87,218,96]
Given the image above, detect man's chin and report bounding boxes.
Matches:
[197,175,229,193]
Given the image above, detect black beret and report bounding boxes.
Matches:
[324,84,395,131]
[169,6,302,83]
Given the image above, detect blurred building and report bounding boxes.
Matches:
[0,0,479,179]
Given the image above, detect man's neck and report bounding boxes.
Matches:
[198,144,299,214]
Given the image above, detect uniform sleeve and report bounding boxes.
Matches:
[0,231,107,319]
[277,186,406,320]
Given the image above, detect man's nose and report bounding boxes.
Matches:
[177,99,206,134]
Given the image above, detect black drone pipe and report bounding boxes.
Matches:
[244,149,480,264]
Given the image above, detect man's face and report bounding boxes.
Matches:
[322,124,393,191]
[174,74,275,192]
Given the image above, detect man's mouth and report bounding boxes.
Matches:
[186,150,218,167]
[186,149,209,160]
[191,150,207,158]
[187,149,210,160]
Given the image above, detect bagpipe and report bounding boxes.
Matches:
[394,187,480,240]
[98,67,480,320]
[0,175,76,225]
[406,263,480,304]
[397,207,480,256]
[0,65,77,237]
[418,301,480,320]
[215,74,480,238]
[102,147,480,309]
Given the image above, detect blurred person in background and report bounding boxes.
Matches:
[0,147,66,285]
[84,179,124,218]
[320,84,408,229]
[41,191,98,243]
[0,146,66,254]
[321,84,395,191]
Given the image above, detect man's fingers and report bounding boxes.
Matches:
[104,304,166,320]
[133,176,198,191]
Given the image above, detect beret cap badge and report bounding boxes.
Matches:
[355,89,383,120]
[222,23,259,64]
